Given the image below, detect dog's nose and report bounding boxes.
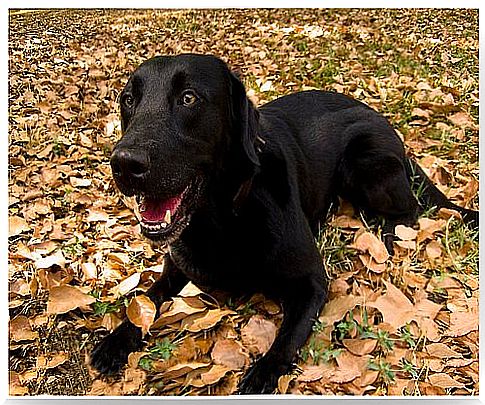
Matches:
[111,148,150,180]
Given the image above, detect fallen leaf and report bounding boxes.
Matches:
[110,272,140,297]
[343,338,377,356]
[297,365,324,383]
[241,315,277,356]
[183,308,236,333]
[352,232,389,263]
[428,373,465,389]
[9,371,29,395]
[211,339,249,370]
[36,352,69,369]
[319,295,363,326]
[126,295,156,337]
[446,310,478,337]
[200,364,232,386]
[163,362,210,380]
[367,280,414,331]
[425,240,442,259]
[359,254,386,273]
[34,249,66,270]
[426,343,462,359]
[9,216,30,237]
[9,315,38,341]
[47,285,95,314]
[151,297,206,329]
[395,224,418,240]
[448,111,477,129]
[277,374,295,394]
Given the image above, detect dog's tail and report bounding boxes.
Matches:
[405,158,478,228]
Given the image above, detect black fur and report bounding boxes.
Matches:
[91,54,478,394]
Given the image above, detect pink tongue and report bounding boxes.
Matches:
[141,195,181,222]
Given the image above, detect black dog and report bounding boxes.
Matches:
[91,54,478,394]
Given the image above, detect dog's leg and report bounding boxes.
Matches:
[90,255,188,374]
[238,273,327,394]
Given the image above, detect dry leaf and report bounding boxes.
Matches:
[448,111,477,129]
[9,315,38,341]
[182,308,235,333]
[359,254,386,273]
[36,352,69,369]
[241,315,277,356]
[9,216,30,237]
[277,374,295,394]
[425,240,442,259]
[343,338,377,356]
[46,285,96,314]
[428,373,465,389]
[367,280,414,331]
[163,362,210,380]
[319,295,363,326]
[352,232,389,263]
[426,343,462,359]
[110,272,140,297]
[211,339,249,370]
[395,224,418,240]
[126,295,156,337]
[297,365,324,383]
[34,250,66,269]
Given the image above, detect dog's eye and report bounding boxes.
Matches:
[122,94,135,108]
[181,91,199,106]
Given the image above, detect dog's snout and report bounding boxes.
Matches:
[111,148,150,180]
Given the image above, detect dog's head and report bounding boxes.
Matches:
[110,54,260,242]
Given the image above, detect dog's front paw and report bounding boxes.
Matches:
[90,321,143,375]
[237,359,287,395]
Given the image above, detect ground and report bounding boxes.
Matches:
[8,9,478,396]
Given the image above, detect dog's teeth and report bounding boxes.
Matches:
[161,222,167,228]
[139,203,146,213]
[164,209,171,224]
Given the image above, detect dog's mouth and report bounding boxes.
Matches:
[132,177,203,243]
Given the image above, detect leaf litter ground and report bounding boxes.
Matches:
[8,9,478,396]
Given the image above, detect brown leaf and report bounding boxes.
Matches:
[47,285,95,314]
[426,343,462,359]
[151,297,206,329]
[9,315,38,342]
[277,374,295,394]
[122,368,145,394]
[395,224,418,241]
[367,280,414,331]
[352,231,388,263]
[297,365,324,383]
[163,362,210,380]
[36,352,69,369]
[9,215,30,237]
[211,339,249,370]
[448,111,477,129]
[446,310,478,337]
[182,308,235,333]
[330,215,363,229]
[126,295,156,337]
[319,295,363,327]
[241,315,277,356]
[358,254,386,273]
[9,371,29,395]
[428,373,465,389]
[110,272,140,297]
[34,250,66,270]
[200,364,231,386]
[342,338,377,356]
[425,240,442,260]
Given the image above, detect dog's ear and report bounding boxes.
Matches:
[229,72,260,170]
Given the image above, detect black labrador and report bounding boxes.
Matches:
[91,54,478,394]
